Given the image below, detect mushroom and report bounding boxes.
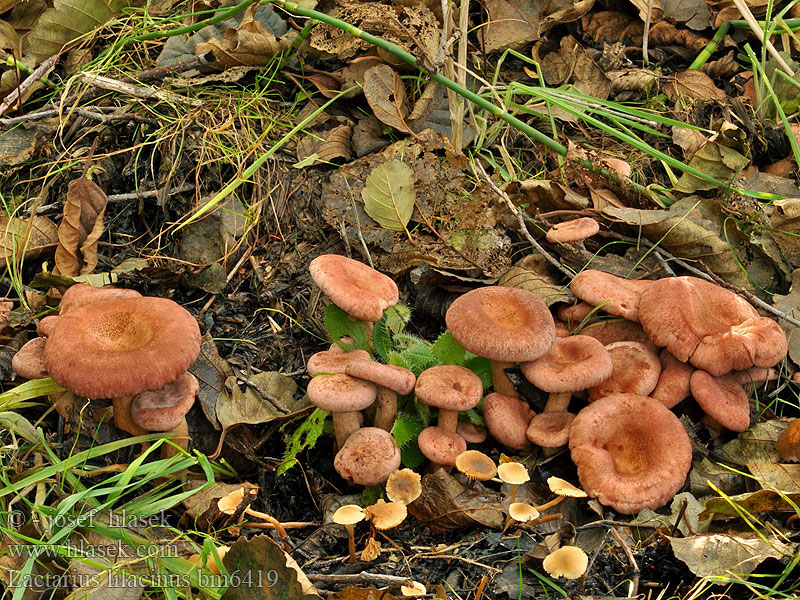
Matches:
[455,450,497,481]
[344,360,415,431]
[130,372,199,458]
[777,419,800,462]
[36,315,61,337]
[41,296,201,437]
[638,276,788,376]
[482,392,534,450]
[57,283,142,315]
[415,365,483,432]
[11,338,48,380]
[570,270,653,322]
[364,499,407,530]
[521,335,612,413]
[445,286,555,398]
[557,302,597,328]
[545,217,599,246]
[587,341,661,402]
[307,373,377,448]
[332,505,365,564]
[309,254,399,323]
[569,393,692,514]
[400,581,427,597]
[526,412,575,448]
[385,468,422,504]
[456,421,488,444]
[508,502,540,523]
[497,461,530,504]
[650,349,694,409]
[534,477,587,511]
[579,318,658,352]
[333,427,402,486]
[307,349,372,375]
[417,426,467,467]
[542,546,588,580]
[689,370,751,432]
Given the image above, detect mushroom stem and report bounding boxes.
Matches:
[543,392,571,413]
[332,412,361,448]
[437,409,459,432]
[510,484,517,504]
[112,396,148,437]
[491,361,519,398]
[533,496,566,512]
[345,523,356,564]
[242,507,290,550]
[160,419,191,460]
[373,386,397,431]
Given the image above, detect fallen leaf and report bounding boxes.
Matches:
[482,0,594,52]
[363,65,411,134]
[191,333,235,429]
[631,492,710,536]
[216,371,310,429]
[327,589,399,600]
[296,124,352,167]
[182,481,259,520]
[747,463,800,493]
[53,177,106,277]
[498,254,573,307]
[662,0,711,29]
[669,533,795,577]
[0,123,53,169]
[361,160,416,232]
[772,269,800,365]
[0,215,58,269]
[664,70,727,100]
[719,420,784,464]
[700,489,800,520]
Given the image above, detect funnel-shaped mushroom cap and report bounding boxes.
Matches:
[43,297,201,399]
[307,373,377,412]
[415,365,483,412]
[445,286,555,362]
[546,217,599,244]
[365,499,407,529]
[309,254,398,322]
[690,370,751,432]
[497,461,530,485]
[58,284,142,315]
[587,341,660,402]
[651,349,694,409]
[526,412,575,447]
[131,372,198,431]
[508,502,540,522]
[332,504,365,525]
[570,271,652,322]
[334,427,401,486]
[543,546,588,579]
[569,393,692,514]
[483,393,533,450]
[521,335,612,393]
[12,338,48,380]
[417,426,467,466]
[455,450,497,480]
[639,276,788,376]
[386,468,422,504]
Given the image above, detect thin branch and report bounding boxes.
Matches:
[0,55,58,116]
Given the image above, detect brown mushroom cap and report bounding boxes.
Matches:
[689,370,751,432]
[546,217,600,244]
[307,373,377,412]
[777,419,800,462]
[43,297,201,399]
[385,468,422,504]
[482,392,534,450]
[307,349,372,376]
[445,286,556,363]
[58,284,142,315]
[639,276,788,376]
[455,450,497,480]
[579,319,658,352]
[587,341,661,402]
[651,349,694,409]
[309,254,399,322]
[521,335,613,393]
[417,426,467,466]
[12,338,48,380]
[557,302,596,324]
[570,271,653,322]
[345,361,416,395]
[334,427,402,486]
[526,412,575,447]
[414,365,483,412]
[569,393,692,514]
[542,546,589,580]
[36,315,60,338]
[130,372,198,431]
[365,499,407,529]
[456,422,488,443]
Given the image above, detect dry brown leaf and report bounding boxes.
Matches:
[296,124,353,166]
[669,533,795,578]
[664,70,726,100]
[363,65,411,134]
[407,80,442,131]
[662,0,710,29]
[216,371,310,429]
[0,215,57,269]
[53,177,106,277]
[482,0,594,52]
[498,254,573,307]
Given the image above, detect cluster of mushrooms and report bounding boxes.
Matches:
[11,284,201,457]
[307,253,792,516]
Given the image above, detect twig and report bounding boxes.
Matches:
[77,73,204,107]
[730,0,794,75]
[238,374,290,414]
[609,527,640,598]
[307,572,414,587]
[670,497,688,536]
[473,162,574,278]
[0,55,58,117]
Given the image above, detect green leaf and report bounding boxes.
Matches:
[278,408,328,475]
[385,304,411,334]
[361,160,416,231]
[401,441,425,469]
[400,343,437,376]
[431,331,466,365]
[324,304,370,351]
[361,486,383,507]
[392,413,423,448]
[463,408,485,426]
[463,356,493,389]
[372,317,391,362]
[387,351,410,369]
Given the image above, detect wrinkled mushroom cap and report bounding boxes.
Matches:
[415,365,483,412]
[445,286,556,363]
[526,412,575,447]
[570,271,652,322]
[542,546,588,579]
[58,284,142,315]
[521,335,613,393]
[508,502,540,522]
[639,276,787,376]
[309,254,399,322]
[43,297,201,399]
[587,341,661,402]
[546,217,599,244]
[334,427,402,486]
[497,461,530,485]
[345,361,416,395]
[385,468,422,504]
[364,499,407,529]
[332,504,366,525]
[569,393,692,514]
[455,450,497,480]
[777,419,800,462]
[689,370,751,432]
[130,372,198,431]
[417,426,467,466]
[307,373,377,412]
[12,338,48,380]
[482,393,533,450]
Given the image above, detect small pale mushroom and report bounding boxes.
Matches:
[400,581,427,596]
[455,450,497,481]
[332,505,366,564]
[385,468,422,504]
[534,477,587,512]
[508,502,540,522]
[497,461,530,504]
[364,499,407,530]
[542,546,589,580]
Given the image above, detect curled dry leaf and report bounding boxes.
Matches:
[664,70,726,100]
[0,215,57,269]
[498,254,574,307]
[363,65,411,135]
[296,124,353,167]
[53,177,107,277]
